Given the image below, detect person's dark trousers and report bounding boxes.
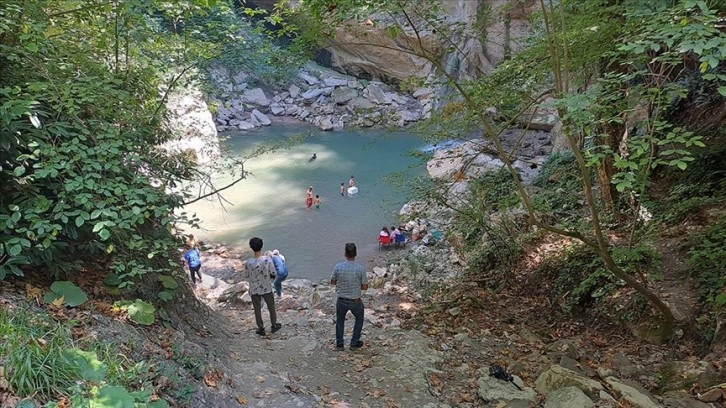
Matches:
[251,292,277,330]
[336,298,364,346]
[189,265,201,284]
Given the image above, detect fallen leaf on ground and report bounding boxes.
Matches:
[204,368,223,388]
[236,395,248,404]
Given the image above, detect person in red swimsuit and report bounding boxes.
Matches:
[306,186,313,208]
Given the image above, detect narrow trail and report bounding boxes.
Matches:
[187,279,450,408]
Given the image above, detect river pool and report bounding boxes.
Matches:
[181,125,429,281]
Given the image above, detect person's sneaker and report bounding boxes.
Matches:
[335,344,345,351]
[350,341,364,350]
[255,328,266,336]
[271,323,282,334]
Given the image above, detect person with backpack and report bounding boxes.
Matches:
[266,249,289,297]
[183,241,202,286]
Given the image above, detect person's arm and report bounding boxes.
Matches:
[360,268,368,291]
[330,268,338,285]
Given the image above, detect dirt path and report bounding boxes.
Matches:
[184,278,450,408]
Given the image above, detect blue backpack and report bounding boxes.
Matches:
[185,249,201,268]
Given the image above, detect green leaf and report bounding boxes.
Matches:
[15,400,35,408]
[62,348,108,381]
[90,386,135,408]
[13,166,25,177]
[676,161,687,170]
[158,275,178,289]
[46,281,88,306]
[158,290,173,301]
[126,299,155,325]
[718,86,726,97]
[103,273,121,286]
[99,229,111,240]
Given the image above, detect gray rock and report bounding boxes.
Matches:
[302,88,325,101]
[288,84,301,98]
[605,377,660,408]
[251,109,271,126]
[363,83,392,105]
[317,117,334,131]
[237,121,255,130]
[612,352,639,377]
[544,386,594,408]
[535,365,604,400]
[348,97,376,110]
[241,88,270,107]
[413,87,434,99]
[331,87,358,104]
[298,72,319,85]
[323,77,348,87]
[477,372,536,402]
[399,109,423,122]
[270,104,285,116]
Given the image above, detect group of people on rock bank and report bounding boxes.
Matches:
[182,235,368,350]
[305,175,356,209]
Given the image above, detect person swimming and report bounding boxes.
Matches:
[308,153,317,162]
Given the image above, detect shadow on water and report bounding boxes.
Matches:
[181,125,428,281]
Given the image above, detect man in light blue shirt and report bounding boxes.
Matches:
[330,243,368,350]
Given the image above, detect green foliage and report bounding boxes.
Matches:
[535,243,660,321]
[62,348,108,382]
[115,299,157,325]
[531,152,586,225]
[0,0,245,286]
[0,305,173,406]
[648,147,726,224]
[42,281,88,307]
[689,220,726,310]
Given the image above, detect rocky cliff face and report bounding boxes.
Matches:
[322,0,537,84]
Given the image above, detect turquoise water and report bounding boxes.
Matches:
[182,125,427,281]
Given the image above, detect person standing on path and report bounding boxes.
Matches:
[330,243,368,350]
[306,186,313,208]
[182,241,202,286]
[265,249,289,297]
[241,237,282,336]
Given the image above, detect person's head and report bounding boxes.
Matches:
[344,243,357,259]
[264,250,273,257]
[249,237,263,252]
[315,194,320,198]
[350,175,354,179]
[391,225,396,231]
[341,182,344,186]
[382,226,389,233]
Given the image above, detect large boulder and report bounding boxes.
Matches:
[535,365,604,400]
[241,88,270,106]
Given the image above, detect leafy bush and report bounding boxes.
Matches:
[0,306,167,406]
[689,220,726,309]
[0,0,216,287]
[648,147,726,225]
[534,243,660,322]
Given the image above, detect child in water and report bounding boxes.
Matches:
[314,195,322,209]
[340,183,345,196]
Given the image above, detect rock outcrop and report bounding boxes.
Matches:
[321,0,539,83]
[208,64,433,132]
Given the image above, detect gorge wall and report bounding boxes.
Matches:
[321,0,538,83]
